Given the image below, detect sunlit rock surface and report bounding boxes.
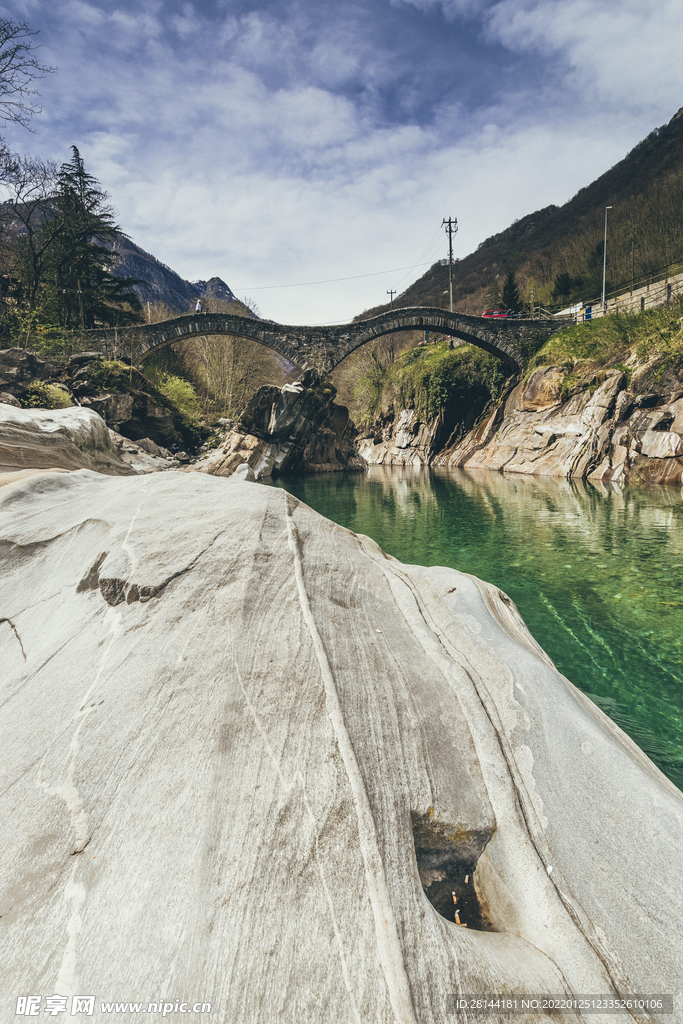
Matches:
[0,405,134,477]
[1,471,681,1023]
[364,367,683,484]
[0,405,178,480]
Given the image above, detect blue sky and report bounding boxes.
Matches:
[2,0,682,322]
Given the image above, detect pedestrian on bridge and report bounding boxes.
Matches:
[195,298,202,314]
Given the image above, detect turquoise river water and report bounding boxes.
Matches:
[266,467,683,791]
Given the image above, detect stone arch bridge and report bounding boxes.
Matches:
[85,307,570,375]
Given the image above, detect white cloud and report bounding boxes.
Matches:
[391,0,492,18]
[1,0,680,325]
[486,0,683,112]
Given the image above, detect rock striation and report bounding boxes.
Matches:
[362,367,683,485]
[0,471,681,1022]
[192,370,364,479]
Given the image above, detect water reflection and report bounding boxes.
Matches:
[266,467,683,790]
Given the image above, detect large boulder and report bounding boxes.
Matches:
[0,471,680,1021]
[0,405,135,476]
[80,391,179,450]
[65,358,194,451]
[194,371,363,478]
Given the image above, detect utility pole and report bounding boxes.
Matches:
[602,206,612,314]
[442,216,458,313]
[387,289,396,308]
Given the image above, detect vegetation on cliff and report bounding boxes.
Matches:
[351,299,683,445]
[354,340,510,427]
[528,298,683,397]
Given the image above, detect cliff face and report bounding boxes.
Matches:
[438,368,683,485]
[1,470,681,1019]
[360,366,683,486]
[104,235,236,312]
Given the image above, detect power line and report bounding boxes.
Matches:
[392,224,445,293]
[232,259,438,291]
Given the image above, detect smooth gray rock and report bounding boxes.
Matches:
[0,472,681,1022]
[107,429,177,474]
[0,405,134,476]
[234,462,256,481]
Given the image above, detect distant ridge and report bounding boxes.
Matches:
[105,234,236,313]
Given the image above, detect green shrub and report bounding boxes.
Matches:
[22,382,73,409]
[152,372,200,417]
[528,300,683,372]
[560,373,581,401]
[84,360,131,392]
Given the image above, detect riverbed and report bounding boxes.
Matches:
[266,467,683,791]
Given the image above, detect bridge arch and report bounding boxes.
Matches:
[85,307,568,375]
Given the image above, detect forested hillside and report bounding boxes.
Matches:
[358,104,683,320]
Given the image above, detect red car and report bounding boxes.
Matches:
[482,309,510,318]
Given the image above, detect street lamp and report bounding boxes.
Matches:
[602,206,613,313]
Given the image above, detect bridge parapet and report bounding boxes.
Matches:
[83,307,571,374]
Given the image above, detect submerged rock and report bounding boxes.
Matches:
[0,471,680,1021]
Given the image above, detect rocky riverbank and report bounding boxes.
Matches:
[359,364,683,486]
[0,348,364,481]
[0,347,201,456]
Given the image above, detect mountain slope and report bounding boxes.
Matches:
[358,104,683,320]
[105,234,236,313]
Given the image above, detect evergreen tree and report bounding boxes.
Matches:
[44,146,141,328]
[502,268,521,311]
[551,271,573,302]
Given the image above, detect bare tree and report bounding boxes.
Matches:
[0,19,56,131]
[0,153,59,308]
[180,334,287,419]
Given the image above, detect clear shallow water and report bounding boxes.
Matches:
[266,467,683,791]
